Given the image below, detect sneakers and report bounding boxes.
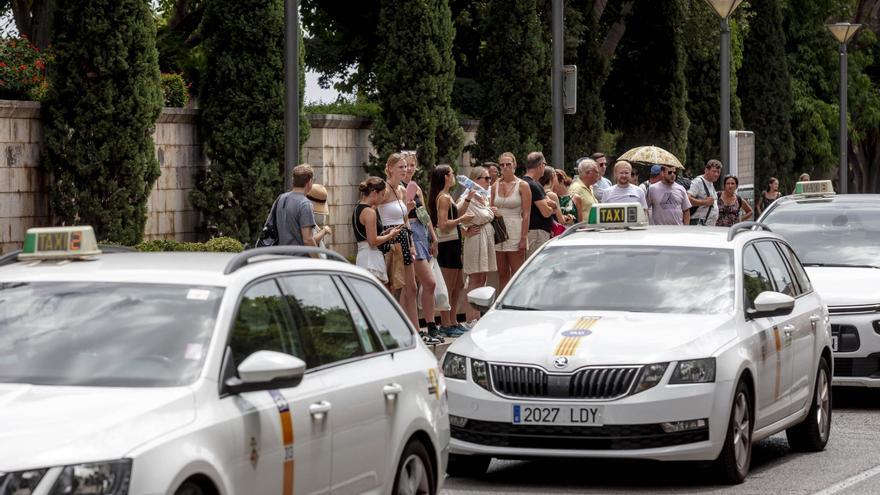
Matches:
[425,323,445,343]
[420,332,442,344]
[440,325,465,337]
[460,320,479,331]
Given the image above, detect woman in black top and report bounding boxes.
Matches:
[756,176,782,217]
[353,177,403,284]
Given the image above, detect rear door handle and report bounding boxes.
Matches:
[809,315,821,322]
[783,324,796,337]
[383,383,403,398]
[309,400,331,419]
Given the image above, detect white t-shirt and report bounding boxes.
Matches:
[688,175,719,226]
[647,182,692,225]
[599,184,647,210]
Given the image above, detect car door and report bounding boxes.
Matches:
[742,244,791,428]
[773,241,823,413]
[224,278,332,495]
[278,273,392,495]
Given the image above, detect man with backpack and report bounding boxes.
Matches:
[687,159,722,226]
[260,163,318,247]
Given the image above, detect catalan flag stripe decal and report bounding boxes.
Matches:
[554,318,600,356]
[269,389,295,495]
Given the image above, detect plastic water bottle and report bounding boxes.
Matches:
[456,175,489,198]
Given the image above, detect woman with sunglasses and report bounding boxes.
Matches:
[462,166,497,327]
[429,165,475,336]
[353,177,404,283]
[491,152,531,290]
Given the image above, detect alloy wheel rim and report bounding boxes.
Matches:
[733,391,751,470]
[817,368,831,441]
[397,454,430,495]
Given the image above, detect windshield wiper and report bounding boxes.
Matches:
[498,303,540,311]
[802,263,880,269]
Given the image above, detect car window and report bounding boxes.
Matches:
[336,277,382,353]
[742,245,774,311]
[755,241,797,297]
[348,278,414,349]
[229,279,301,370]
[778,242,812,293]
[279,275,365,366]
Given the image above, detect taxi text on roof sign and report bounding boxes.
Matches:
[586,203,648,229]
[793,180,834,196]
[19,226,102,260]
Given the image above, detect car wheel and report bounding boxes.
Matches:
[392,440,435,495]
[446,453,491,478]
[174,481,205,495]
[715,379,753,484]
[786,357,832,452]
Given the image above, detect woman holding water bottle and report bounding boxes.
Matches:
[462,166,497,327]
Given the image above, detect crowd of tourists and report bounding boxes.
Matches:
[266,150,789,344]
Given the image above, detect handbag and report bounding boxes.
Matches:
[255,196,281,247]
[415,205,431,227]
[551,220,566,237]
[491,217,509,244]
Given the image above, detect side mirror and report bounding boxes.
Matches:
[748,291,795,319]
[467,286,497,312]
[224,350,306,395]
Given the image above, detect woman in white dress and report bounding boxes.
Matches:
[462,166,497,324]
[491,152,531,290]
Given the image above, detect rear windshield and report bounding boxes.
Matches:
[0,282,223,387]
[499,245,735,314]
[762,201,880,268]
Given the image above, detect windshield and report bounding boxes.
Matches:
[0,282,223,387]
[500,245,735,314]
[762,201,880,267]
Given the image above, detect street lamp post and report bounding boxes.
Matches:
[704,0,743,178]
[283,0,300,192]
[551,0,563,169]
[827,22,861,194]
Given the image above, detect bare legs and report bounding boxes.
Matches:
[495,250,525,291]
[400,259,436,329]
[465,272,488,321]
[440,266,463,327]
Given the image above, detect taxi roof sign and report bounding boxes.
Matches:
[19,226,101,260]
[586,203,648,229]
[793,180,834,196]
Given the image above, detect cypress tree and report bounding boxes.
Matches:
[739,0,796,191]
[192,0,309,242]
[603,0,689,161]
[41,0,163,245]
[371,0,463,178]
[476,0,550,164]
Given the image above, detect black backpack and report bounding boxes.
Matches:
[255,195,282,248]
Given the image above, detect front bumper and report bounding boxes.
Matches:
[830,311,880,387]
[446,376,732,462]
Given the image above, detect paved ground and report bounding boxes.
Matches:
[442,388,880,495]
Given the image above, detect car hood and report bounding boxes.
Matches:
[806,267,880,307]
[451,310,736,369]
[0,384,195,471]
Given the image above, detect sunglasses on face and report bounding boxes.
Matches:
[477,176,490,180]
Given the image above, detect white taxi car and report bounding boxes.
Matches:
[0,227,449,495]
[759,180,880,388]
[443,204,833,484]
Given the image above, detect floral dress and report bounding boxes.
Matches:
[715,195,743,227]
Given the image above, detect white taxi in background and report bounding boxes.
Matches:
[0,227,449,495]
[443,204,833,484]
[760,180,880,388]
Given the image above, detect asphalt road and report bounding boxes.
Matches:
[442,388,880,495]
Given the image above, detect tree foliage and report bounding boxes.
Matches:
[41,0,162,245]
[475,0,550,165]
[370,0,462,179]
[191,0,308,243]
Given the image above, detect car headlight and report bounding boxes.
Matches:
[442,353,467,380]
[471,359,491,390]
[49,460,131,495]
[632,362,669,394]
[670,358,716,384]
[0,469,48,495]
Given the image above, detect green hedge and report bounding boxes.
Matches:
[161,72,190,107]
[135,237,244,252]
[305,99,381,119]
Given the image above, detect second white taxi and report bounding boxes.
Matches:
[443,204,833,484]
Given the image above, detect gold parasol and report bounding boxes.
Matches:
[618,145,684,169]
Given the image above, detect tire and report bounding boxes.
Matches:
[392,440,436,495]
[445,453,491,478]
[174,481,205,495]
[714,379,753,484]
[786,357,832,452]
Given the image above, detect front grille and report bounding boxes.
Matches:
[829,304,880,315]
[834,354,880,378]
[451,419,708,450]
[831,324,861,352]
[490,364,639,400]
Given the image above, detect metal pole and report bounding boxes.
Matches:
[720,18,731,178]
[283,0,300,191]
[551,0,563,169]
[839,42,848,194]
